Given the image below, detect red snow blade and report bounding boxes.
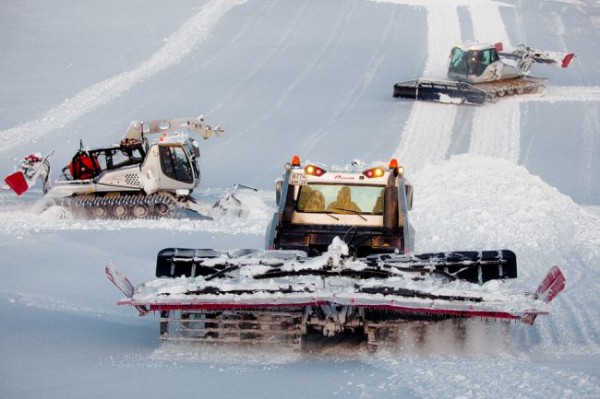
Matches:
[561,53,575,68]
[534,265,565,303]
[4,171,29,195]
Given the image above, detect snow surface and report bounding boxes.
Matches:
[1,0,599,398]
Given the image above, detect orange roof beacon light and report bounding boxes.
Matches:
[389,158,404,177]
[291,155,301,167]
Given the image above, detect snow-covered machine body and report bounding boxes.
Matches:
[3,117,240,219]
[394,42,575,104]
[265,156,415,257]
[107,157,565,349]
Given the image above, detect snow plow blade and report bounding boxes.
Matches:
[209,184,259,218]
[4,171,29,195]
[393,79,487,105]
[4,152,53,195]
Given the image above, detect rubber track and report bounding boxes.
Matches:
[55,193,177,219]
[475,78,543,100]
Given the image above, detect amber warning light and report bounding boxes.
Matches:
[363,167,385,178]
[305,165,326,176]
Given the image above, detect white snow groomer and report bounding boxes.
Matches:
[394,42,575,104]
[4,116,247,219]
[107,156,565,350]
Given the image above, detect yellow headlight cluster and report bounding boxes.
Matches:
[305,165,326,176]
[363,167,384,178]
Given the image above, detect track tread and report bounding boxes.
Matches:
[56,193,178,219]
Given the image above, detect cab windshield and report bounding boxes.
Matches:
[296,184,384,215]
[449,47,499,77]
[449,47,467,75]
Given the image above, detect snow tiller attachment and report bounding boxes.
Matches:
[394,42,575,104]
[106,156,565,349]
[106,239,564,350]
[393,79,488,105]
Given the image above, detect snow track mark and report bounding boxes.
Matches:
[244,0,362,136]
[377,0,462,172]
[379,0,520,169]
[470,101,521,163]
[206,0,309,117]
[539,85,600,102]
[392,102,457,172]
[0,0,246,151]
[467,1,520,163]
[470,87,600,164]
[301,2,399,153]
[411,155,600,355]
[469,1,512,47]
[364,354,600,398]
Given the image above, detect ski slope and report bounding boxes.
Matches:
[1,0,599,398]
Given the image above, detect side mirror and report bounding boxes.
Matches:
[405,184,413,211]
[275,179,283,206]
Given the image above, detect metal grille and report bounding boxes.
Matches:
[125,174,140,187]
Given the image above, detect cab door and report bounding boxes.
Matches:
[140,143,196,193]
[158,144,194,185]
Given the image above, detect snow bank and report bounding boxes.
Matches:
[410,154,600,260]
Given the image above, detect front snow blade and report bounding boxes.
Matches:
[4,171,29,195]
[211,183,259,218]
[393,79,487,105]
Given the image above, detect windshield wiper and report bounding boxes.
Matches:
[325,213,340,221]
[332,207,367,221]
